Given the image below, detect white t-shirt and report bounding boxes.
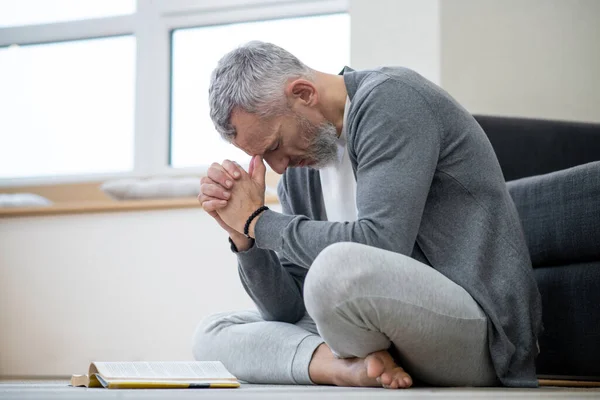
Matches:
[319,97,358,222]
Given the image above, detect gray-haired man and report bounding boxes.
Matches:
[194,41,542,389]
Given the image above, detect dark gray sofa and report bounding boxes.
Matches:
[474,115,600,380]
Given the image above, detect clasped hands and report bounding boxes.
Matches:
[198,156,267,251]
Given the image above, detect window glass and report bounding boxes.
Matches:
[0,0,136,27]
[0,36,136,178]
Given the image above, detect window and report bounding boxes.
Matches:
[0,0,135,27]
[170,13,350,169]
[0,37,136,178]
[0,0,349,184]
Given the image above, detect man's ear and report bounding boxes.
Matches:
[286,79,317,107]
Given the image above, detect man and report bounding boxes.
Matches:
[193,41,542,389]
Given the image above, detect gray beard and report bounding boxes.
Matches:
[299,116,339,169]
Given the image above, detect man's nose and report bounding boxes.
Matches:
[265,155,289,174]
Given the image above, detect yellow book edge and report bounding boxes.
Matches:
[70,362,240,389]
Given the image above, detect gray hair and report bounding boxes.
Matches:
[208,41,314,141]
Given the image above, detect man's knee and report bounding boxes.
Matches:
[192,312,226,361]
[192,310,262,361]
[304,242,371,317]
[306,242,356,285]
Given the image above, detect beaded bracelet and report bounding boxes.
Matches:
[243,205,269,238]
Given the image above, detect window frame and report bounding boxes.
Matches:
[0,0,349,188]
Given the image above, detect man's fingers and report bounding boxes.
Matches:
[199,197,227,209]
[202,199,228,213]
[198,193,228,209]
[207,162,235,189]
[222,159,241,180]
[200,182,231,200]
[233,161,249,177]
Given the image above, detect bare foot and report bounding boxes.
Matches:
[309,344,412,389]
[365,350,413,389]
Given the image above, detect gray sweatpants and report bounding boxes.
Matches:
[192,242,498,386]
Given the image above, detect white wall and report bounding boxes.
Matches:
[440,0,600,123]
[350,0,599,123]
[0,208,261,376]
[350,0,441,84]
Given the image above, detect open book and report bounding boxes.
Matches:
[70,361,240,389]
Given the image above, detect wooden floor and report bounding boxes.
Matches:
[1,380,600,400]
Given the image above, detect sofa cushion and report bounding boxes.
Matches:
[507,161,600,267]
[534,262,600,377]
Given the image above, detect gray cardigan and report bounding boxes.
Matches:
[235,67,543,387]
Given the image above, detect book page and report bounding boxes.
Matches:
[92,361,236,381]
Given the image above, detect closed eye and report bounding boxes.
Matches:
[269,140,280,152]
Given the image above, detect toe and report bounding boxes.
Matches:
[380,372,393,386]
[389,367,412,388]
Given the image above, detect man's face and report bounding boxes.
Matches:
[230,108,338,174]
